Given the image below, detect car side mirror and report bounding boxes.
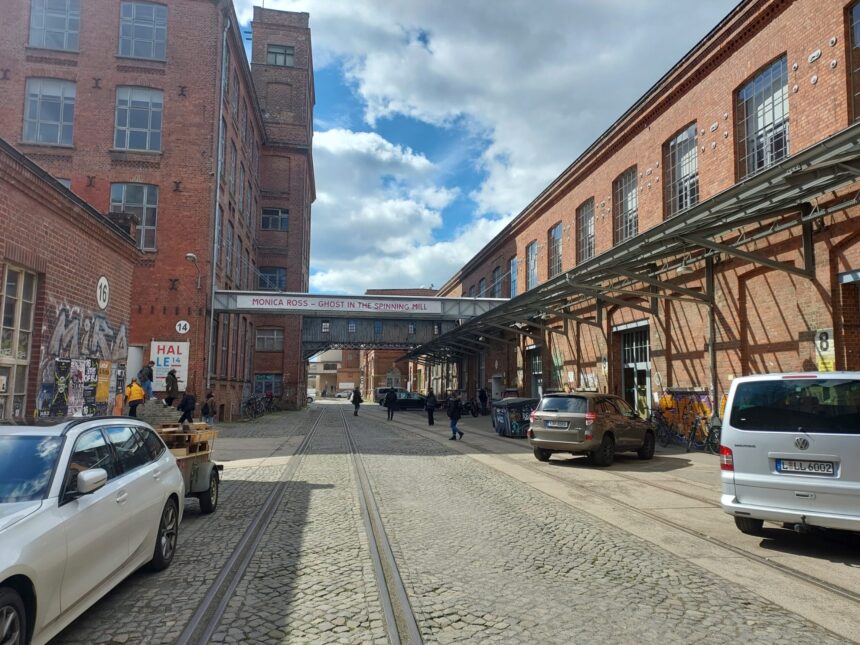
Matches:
[77,468,108,495]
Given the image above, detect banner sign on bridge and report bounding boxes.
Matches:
[234,294,444,315]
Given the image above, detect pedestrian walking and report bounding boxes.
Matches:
[164,368,179,407]
[383,388,398,420]
[478,387,488,415]
[447,396,464,440]
[138,361,156,400]
[125,378,146,417]
[351,387,363,416]
[425,389,437,426]
[178,390,197,425]
[201,392,216,425]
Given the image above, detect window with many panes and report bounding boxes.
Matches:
[230,71,239,116]
[236,239,243,285]
[548,222,562,278]
[238,164,245,214]
[258,267,286,291]
[348,320,357,333]
[224,221,234,277]
[119,1,166,60]
[492,267,502,298]
[230,314,239,379]
[220,315,229,376]
[255,373,282,396]
[407,322,416,335]
[218,117,226,181]
[851,4,860,120]
[433,322,441,335]
[229,140,236,194]
[478,278,486,297]
[613,166,638,244]
[242,249,250,289]
[245,181,252,223]
[526,242,538,290]
[267,44,294,67]
[663,123,698,217]
[509,257,518,297]
[24,78,75,146]
[262,207,288,231]
[736,56,789,179]
[29,0,80,51]
[374,320,383,335]
[0,267,37,420]
[468,285,476,297]
[321,320,330,334]
[110,183,158,250]
[576,198,595,263]
[114,87,162,151]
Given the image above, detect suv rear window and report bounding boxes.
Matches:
[730,378,860,433]
[537,396,587,413]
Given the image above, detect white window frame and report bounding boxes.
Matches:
[110,183,159,250]
[24,78,75,146]
[114,86,163,152]
[29,0,80,51]
[526,241,538,290]
[119,1,167,61]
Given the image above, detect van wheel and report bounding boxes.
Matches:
[533,447,552,462]
[637,431,655,460]
[734,516,765,536]
[0,586,25,645]
[591,434,615,467]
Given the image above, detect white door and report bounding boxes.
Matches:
[126,345,145,386]
[59,429,129,610]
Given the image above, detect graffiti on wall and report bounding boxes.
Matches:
[37,302,128,417]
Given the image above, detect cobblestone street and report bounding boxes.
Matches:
[52,402,860,644]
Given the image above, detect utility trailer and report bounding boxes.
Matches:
[155,422,223,514]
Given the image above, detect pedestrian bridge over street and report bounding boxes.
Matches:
[212,291,508,358]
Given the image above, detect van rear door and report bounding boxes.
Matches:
[726,375,860,516]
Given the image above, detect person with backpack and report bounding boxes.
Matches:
[383,388,398,420]
[177,390,197,425]
[201,392,216,425]
[425,389,438,426]
[351,387,363,416]
[138,361,155,401]
[447,395,464,440]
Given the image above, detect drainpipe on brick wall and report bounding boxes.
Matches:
[706,255,719,423]
[207,14,230,391]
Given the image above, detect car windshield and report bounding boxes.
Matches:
[0,435,64,502]
[537,396,587,413]
[730,378,860,433]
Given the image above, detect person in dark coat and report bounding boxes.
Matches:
[425,389,438,426]
[164,369,179,407]
[478,387,488,415]
[351,387,363,416]
[383,389,398,420]
[178,391,197,425]
[447,396,464,440]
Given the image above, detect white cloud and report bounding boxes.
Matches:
[235,0,738,291]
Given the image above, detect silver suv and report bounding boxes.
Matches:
[528,392,655,466]
[720,372,860,536]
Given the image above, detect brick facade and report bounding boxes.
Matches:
[437,0,860,411]
[0,0,314,419]
[0,138,138,419]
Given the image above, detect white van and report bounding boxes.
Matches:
[720,372,860,536]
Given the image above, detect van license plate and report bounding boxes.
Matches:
[776,460,834,475]
[545,420,570,429]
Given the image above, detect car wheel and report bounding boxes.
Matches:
[307,396,313,404]
[591,434,615,467]
[149,498,179,572]
[533,447,552,462]
[198,470,219,514]
[637,431,655,460]
[734,516,765,536]
[0,587,25,645]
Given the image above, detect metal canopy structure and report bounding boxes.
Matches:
[404,122,860,400]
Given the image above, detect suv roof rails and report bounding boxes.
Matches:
[61,415,138,435]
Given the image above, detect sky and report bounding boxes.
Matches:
[235,0,740,295]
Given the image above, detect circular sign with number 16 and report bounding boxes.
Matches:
[96,276,110,310]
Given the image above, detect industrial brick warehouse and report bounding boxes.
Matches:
[0,0,315,420]
[409,0,860,416]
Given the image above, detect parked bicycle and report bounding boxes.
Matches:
[461,398,481,418]
[241,394,266,420]
[650,408,684,447]
[686,415,721,454]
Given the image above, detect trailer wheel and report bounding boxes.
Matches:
[198,469,219,514]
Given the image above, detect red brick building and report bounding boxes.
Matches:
[426,0,860,415]
[0,0,314,418]
[0,137,138,420]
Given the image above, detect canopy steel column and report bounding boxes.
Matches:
[706,255,719,422]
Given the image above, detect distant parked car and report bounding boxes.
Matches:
[393,392,427,411]
[720,372,860,536]
[0,417,185,645]
[528,392,654,466]
[335,391,351,399]
[375,387,408,404]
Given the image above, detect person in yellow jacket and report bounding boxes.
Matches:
[125,378,146,417]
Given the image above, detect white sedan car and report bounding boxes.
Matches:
[0,418,185,645]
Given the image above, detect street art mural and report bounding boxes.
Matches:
[37,302,128,417]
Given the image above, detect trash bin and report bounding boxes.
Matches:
[491,397,540,438]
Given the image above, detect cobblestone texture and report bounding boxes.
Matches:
[347,412,848,644]
[212,413,386,644]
